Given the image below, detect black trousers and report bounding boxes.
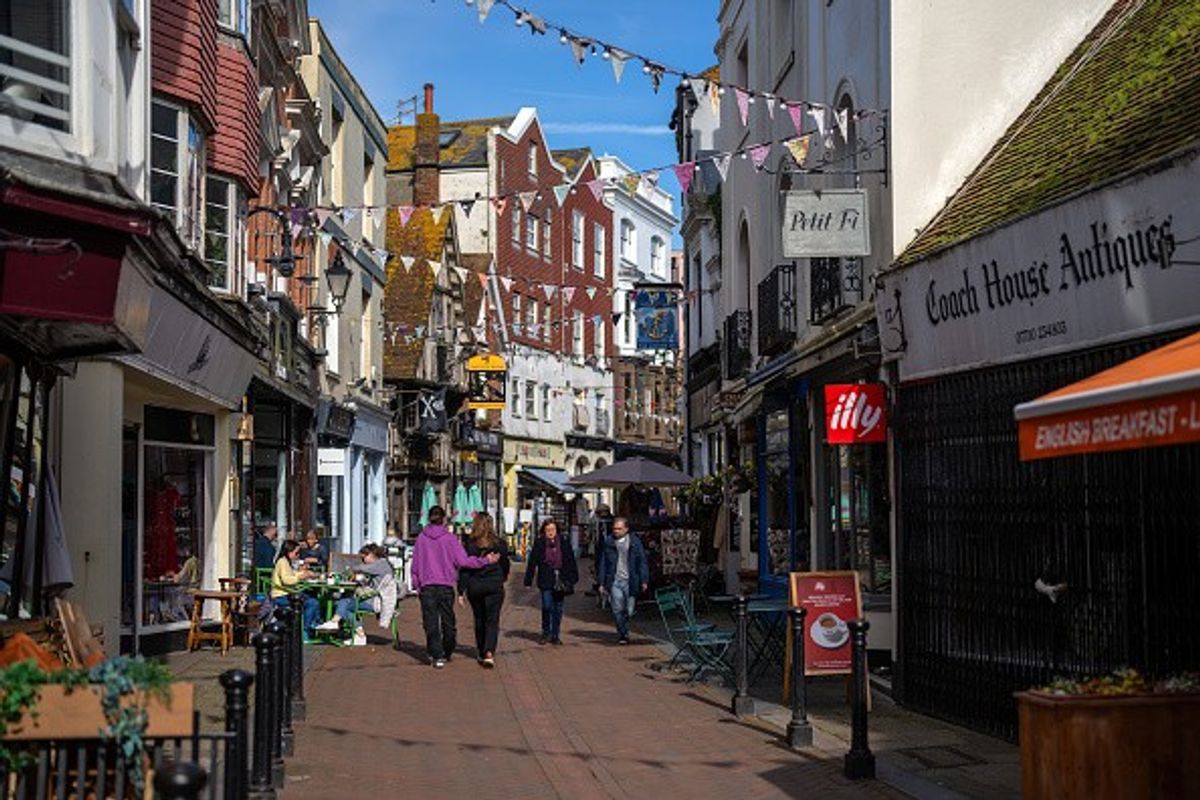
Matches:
[467,586,504,657]
[419,585,456,660]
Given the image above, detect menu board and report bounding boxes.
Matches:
[789,571,862,675]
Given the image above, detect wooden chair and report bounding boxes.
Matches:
[185,590,238,654]
[53,598,105,667]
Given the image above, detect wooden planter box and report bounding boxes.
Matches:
[1016,690,1200,799]
[1,682,194,741]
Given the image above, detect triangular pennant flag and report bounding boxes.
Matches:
[586,179,605,202]
[750,143,771,171]
[415,326,425,338]
[765,95,777,119]
[808,104,829,140]
[500,276,513,292]
[477,272,489,289]
[400,255,414,273]
[372,209,384,231]
[563,287,576,304]
[787,102,805,137]
[835,107,850,144]
[708,82,721,116]
[622,174,640,196]
[459,198,476,218]
[453,266,468,283]
[553,183,570,206]
[492,196,508,217]
[477,0,495,23]
[612,312,623,325]
[519,191,535,212]
[785,135,812,167]
[672,162,696,194]
[713,153,732,183]
[398,206,414,226]
[569,38,586,67]
[735,87,750,126]
[315,208,334,226]
[341,207,359,224]
[641,170,660,190]
[586,286,597,300]
[319,232,332,247]
[428,260,441,279]
[609,49,628,83]
[544,285,557,301]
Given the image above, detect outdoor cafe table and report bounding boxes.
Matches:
[709,594,788,684]
[297,579,360,621]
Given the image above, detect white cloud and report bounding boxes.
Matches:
[541,122,672,136]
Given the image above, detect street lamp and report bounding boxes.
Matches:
[324,252,353,312]
[246,206,297,278]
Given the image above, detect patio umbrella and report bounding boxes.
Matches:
[452,484,469,524]
[467,483,484,518]
[418,481,437,527]
[567,457,693,488]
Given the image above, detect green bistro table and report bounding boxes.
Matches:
[296,579,360,626]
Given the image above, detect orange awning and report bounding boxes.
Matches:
[1015,330,1200,461]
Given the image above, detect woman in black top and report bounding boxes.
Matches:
[457,513,511,667]
[522,519,578,645]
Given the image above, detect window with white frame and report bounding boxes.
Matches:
[511,292,522,335]
[526,213,538,252]
[511,207,521,244]
[541,385,551,421]
[0,2,71,132]
[572,311,585,358]
[151,100,206,251]
[218,0,251,36]
[572,212,584,270]
[528,141,538,177]
[651,236,666,277]
[510,379,521,416]
[525,380,537,418]
[527,298,538,336]
[204,176,246,294]
[593,223,605,278]
[542,209,552,260]
[595,392,606,434]
[542,306,551,342]
[593,316,605,360]
[623,291,634,344]
[620,219,636,262]
[330,101,344,202]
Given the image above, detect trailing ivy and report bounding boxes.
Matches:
[0,656,173,790]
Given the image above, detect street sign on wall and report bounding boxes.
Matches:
[466,353,507,410]
[635,290,679,350]
[824,383,888,444]
[782,189,871,258]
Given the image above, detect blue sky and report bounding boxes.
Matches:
[309,1,719,198]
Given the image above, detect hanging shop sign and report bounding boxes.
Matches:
[466,353,508,410]
[824,384,887,444]
[789,571,863,675]
[877,153,1200,381]
[418,388,448,433]
[782,189,871,258]
[635,290,679,350]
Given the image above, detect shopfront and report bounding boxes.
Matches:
[451,424,504,532]
[316,400,355,547]
[348,401,389,550]
[504,438,567,556]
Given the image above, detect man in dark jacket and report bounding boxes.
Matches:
[596,517,649,644]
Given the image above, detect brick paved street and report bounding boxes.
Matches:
[282,568,903,799]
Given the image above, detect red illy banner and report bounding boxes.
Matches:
[824,383,887,444]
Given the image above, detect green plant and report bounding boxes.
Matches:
[0,656,172,789]
[1042,668,1200,696]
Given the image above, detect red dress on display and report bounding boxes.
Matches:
[145,483,182,578]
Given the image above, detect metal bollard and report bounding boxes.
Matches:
[248,631,278,800]
[290,596,307,720]
[264,619,288,788]
[153,761,207,800]
[219,668,253,800]
[271,608,296,757]
[786,607,813,748]
[843,619,876,780]
[731,595,755,717]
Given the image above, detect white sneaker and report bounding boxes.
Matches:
[352,627,366,646]
[315,619,341,632]
[433,659,446,669]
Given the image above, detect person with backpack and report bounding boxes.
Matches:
[411,505,499,668]
[523,519,578,645]
[457,513,511,667]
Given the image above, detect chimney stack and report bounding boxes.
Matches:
[414,82,440,206]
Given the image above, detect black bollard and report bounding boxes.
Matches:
[264,619,287,788]
[248,631,278,800]
[786,607,813,748]
[843,619,876,780]
[220,668,253,800]
[731,595,755,717]
[272,608,296,757]
[153,761,207,800]
[290,596,306,721]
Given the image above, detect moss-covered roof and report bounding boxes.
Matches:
[552,147,592,179]
[700,64,720,82]
[383,207,452,379]
[896,0,1200,268]
[387,115,515,172]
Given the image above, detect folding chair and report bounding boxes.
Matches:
[655,586,716,670]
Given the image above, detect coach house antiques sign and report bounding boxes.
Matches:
[782,189,871,258]
[878,153,1200,381]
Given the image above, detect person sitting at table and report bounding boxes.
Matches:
[298,529,329,571]
[314,543,397,639]
[270,539,321,638]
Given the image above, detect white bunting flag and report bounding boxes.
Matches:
[835,107,850,144]
[319,232,332,247]
[714,153,732,183]
[453,265,468,283]
[341,207,359,224]
[586,286,597,300]
[808,104,829,141]
[553,184,570,206]
[570,38,587,67]
[544,285,557,301]
[610,49,629,84]
[500,276,513,292]
[428,260,441,279]
[315,208,334,226]
[765,94,777,120]
[400,255,414,274]
[563,287,576,304]
[477,0,495,23]
[519,191,536,212]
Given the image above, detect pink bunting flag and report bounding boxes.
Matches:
[750,143,771,171]
[787,102,805,137]
[477,272,489,288]
[544,285,557,301]
[563,287,576,304]
[672,162,696,194]
[398,206,415,226]
[492,196,508,216]
[735,88,750,126]
[586,179,605,202]
[519,191,536,212]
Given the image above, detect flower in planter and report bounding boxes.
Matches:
[1041,668,1200,696]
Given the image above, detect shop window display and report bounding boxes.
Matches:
[142,446,207,625]
[827,442,890,595]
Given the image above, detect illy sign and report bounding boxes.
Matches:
[825,384,888,444]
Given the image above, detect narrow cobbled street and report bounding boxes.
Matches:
[282,565,901,799]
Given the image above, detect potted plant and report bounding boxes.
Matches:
[1,656,191,792]
[1016,669,1200,799]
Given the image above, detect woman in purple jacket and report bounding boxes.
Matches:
[411,505,498,668]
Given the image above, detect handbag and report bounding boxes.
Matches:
[552,569,572,595]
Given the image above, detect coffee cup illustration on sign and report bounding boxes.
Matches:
[810,612,850,649]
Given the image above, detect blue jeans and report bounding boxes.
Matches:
[540,589,564,639]
[609,579,636,638]
[334,596,373,622]
[276,594,320,635]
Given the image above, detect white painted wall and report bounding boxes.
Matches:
[502,350,611,443]
[443,167,491,254]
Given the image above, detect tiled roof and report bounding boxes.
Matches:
[552,147,592,179]
[387,115,515,172]
[383,207,452,379]
[896,0,1200,268]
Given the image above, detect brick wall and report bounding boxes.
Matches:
[151,0,219,131]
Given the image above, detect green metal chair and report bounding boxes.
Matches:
[254,567,273,598]
[655,585,718,671]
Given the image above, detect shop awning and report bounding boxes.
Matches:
[519,467,573,495]
[1015,330,1200,460]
